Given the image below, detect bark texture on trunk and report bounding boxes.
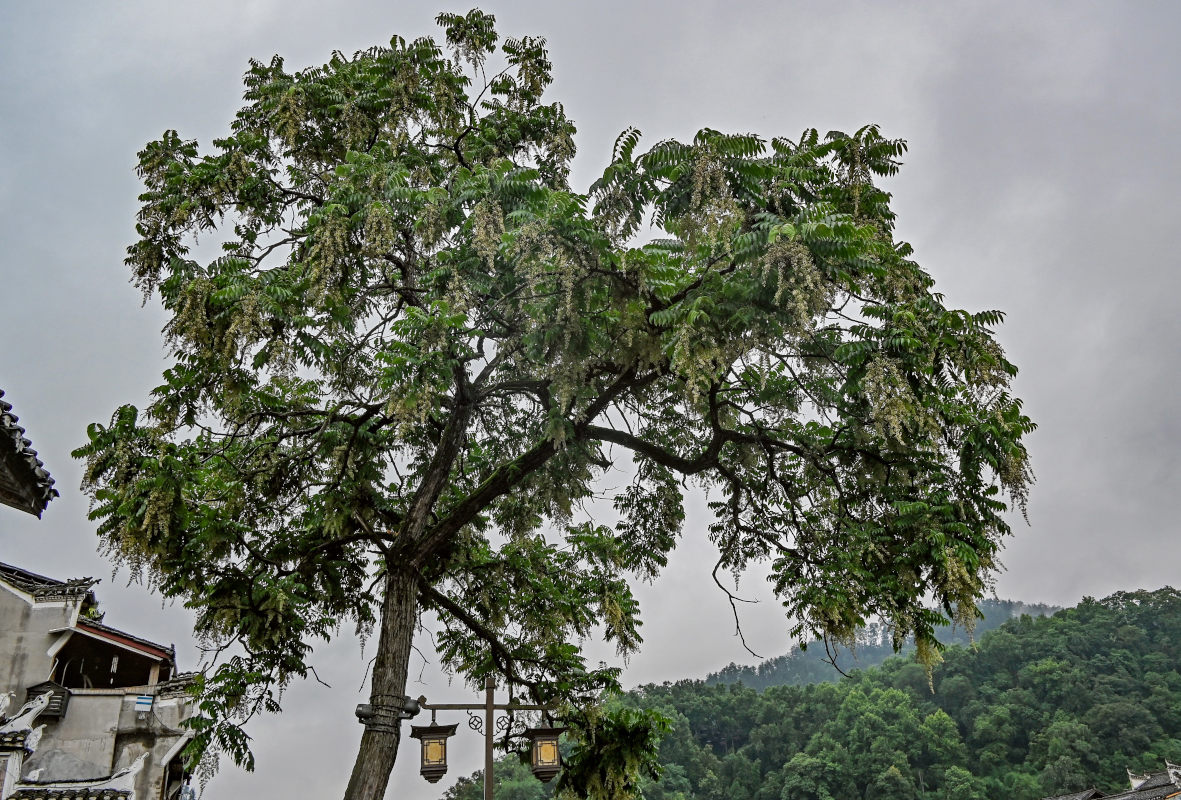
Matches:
[343,567,418,800]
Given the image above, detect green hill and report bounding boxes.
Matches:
[441,589,1181,799]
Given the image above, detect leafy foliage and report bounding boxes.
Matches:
[72,8,1033,796]
[558,705,671,800]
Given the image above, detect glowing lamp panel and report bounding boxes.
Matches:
[422,738,446,766]
[535,740,559,766]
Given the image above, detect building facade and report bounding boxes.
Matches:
[0,562,193,800]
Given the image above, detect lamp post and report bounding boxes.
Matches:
[356,676,565,800]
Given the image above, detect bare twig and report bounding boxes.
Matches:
[711,557,761,659]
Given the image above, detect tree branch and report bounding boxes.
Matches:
[712,557,762,659]
[409,368,659,568]
[584,424,725,475]
[416,580,542,692]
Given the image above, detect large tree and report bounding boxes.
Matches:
[75,10,1033,800]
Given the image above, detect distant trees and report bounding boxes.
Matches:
[450,589,1181,799]
[704,599,1059,691]
[443,757,553,800]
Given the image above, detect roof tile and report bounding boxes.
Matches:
[0,389,57,517]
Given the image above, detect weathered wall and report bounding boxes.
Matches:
[20,688,192,797]
[0,587,34,699]
[0,584,74,699]
[114,691,191,800]
[1,580,189,799]
[24,692,121,780]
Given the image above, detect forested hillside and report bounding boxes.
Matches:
[442,589,1181,799]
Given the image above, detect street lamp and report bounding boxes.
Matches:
[523,726,567,782]
[357,676,562,800]
[409,719,459,783]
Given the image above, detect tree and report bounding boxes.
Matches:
[444,755,554,800]
[941,766,987,800]
[868,765,917,800]
[779,744,856,800]
[73,9,1034,800]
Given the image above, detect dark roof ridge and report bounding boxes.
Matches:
[1135,770,1176,789]
[0,561,97,598]
[9,792,130,800]
[9,781,133,800]
[0,561,67,587]
[1042,789,1104,800]
[0,389,57,517]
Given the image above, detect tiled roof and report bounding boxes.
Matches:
[1103,787,1181,800]
[154,672,197,699]
[75,617,175,664]
[0,562,97,602]
[1044,768,1181,800]
[1136,772,1177,790]
[0,389,57,517]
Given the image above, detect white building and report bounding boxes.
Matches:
[0,562,193,800]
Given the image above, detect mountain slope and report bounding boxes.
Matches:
[442,590,1181,799]
[633,588,1181,799]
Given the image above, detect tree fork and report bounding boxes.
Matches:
[344,566,419,800]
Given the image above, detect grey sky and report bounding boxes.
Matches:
[2,1,1179,797]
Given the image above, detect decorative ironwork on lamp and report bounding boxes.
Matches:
[402,679,561,798]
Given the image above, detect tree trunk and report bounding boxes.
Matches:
[344,391,471,799]
[343,566,419,800]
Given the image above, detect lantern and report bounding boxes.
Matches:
[523,726,567,783]
[409,723,458,783]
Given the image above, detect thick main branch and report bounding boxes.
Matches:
[409,367,659,568]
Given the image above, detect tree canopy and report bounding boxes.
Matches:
[73,9,1033,799]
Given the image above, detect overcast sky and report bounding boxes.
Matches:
[2,1,1180,797]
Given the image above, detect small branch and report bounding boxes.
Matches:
[820,635,852,678]
[712,558,761,659]
[358,654,378,692]
[308,664,332,689]
[411,643,432,684]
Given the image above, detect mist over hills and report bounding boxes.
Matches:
[705,598,1061,692]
